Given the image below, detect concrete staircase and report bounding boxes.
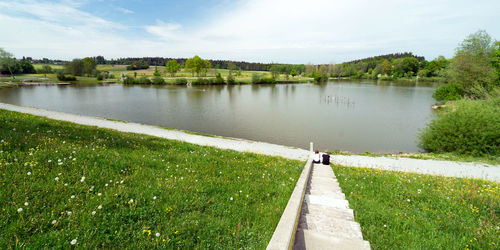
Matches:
[293,163,370,250]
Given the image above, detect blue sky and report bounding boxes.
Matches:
[0,0,499,63]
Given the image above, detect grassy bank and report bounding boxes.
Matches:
[334,165,499,249]
[330,150,500,165]
[0,109,304,248]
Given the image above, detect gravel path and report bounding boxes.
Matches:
[1,102,499,182]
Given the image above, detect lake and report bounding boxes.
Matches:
[0,80,438,153]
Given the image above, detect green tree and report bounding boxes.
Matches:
[165,59,181,77]
[153,66,161,76]
[380,59,392,75]
[492,41,500,84]
[65,59,84,76]
[290,68,297,78]
[0,48,16,79]
[451,30,496,98]
[185,55,211,76]
[270,65,280,79]
[82,57,97,76]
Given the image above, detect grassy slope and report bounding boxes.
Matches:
[334,165,499,249]
[0,109,304,248]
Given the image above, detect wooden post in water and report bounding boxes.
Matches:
[310,142,314,152]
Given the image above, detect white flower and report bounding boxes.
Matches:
[17,208,23,212]
[55,177,59,181]
[120,180,124,184]
[129,199,134,203]
[24,202,29,206]
[51,220,57,224]
[105,184,108,187]
[384,224,387,228]
[80,176,85,182]
[27,172,31,175]
[70,239,77,245]
[153,196,157,200]
[97,193,102,196]
[73,158,76,161]
[67,211,72,215]
[90,186,94,191]
[70,195,75,199]
[48,160,51,163]
[155,232,160,237]
[407,199,411,202]
[58,172,62,175]
[91,211,96,215]
[230,197,233,201]
[97,205,102,209]
[64,183,68,186]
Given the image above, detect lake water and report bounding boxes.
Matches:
[0,80,438,153]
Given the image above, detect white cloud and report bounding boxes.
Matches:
[0,0,499,63]
[117,7,133,15]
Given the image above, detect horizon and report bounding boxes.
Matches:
[1,0,499,64]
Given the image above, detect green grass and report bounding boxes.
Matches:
[334,165,499,249]
[0,109,304,248]
[329,150,500,166]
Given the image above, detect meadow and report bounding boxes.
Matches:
[334,165,499,249]
[0,109,304,248]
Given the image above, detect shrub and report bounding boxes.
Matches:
[192,78,214,85]
[214,73,225,84]
[174,78,188,85]
[151,76,165,85]
[136,76,151,84]
[251,73,261,84]
[254,77,276,84]
[96,73,103,81]
[226,74,235,84]
[122,76,136,84]
[56,71,76,81]
[418,94,500,156]
[432,83,463,101]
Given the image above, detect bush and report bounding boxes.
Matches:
[418,94,500,156]
[226,74,235,84]
[151,76,165,85]
[122,76,136,84]
[433,83,463,101]
[251,73,261,84]
[254,77,276,84]
[96,73,103,81]
[174,78,188,85]
[214,73,225,84]
[136,76,151,84]
[56,71,76,81]
[192,78,214,85]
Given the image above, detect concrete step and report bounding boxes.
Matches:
[300,202,355,221]
[305,195,349,209]
[300,215,364,240]
[293,229,371,250]
[307,188,345,199]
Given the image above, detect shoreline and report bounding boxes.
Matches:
[0,102,499,182]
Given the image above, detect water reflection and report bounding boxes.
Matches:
[0,81,437,153]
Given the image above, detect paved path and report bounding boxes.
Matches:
[1,103,499,182]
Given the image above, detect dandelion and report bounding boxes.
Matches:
[98,205,102,209]
[80,176,85,182]
[70,239,77,245]
[51,220,57,225]
[91,211,96,215]
[24,202,29,206]
[55,177,59,181]
[27,172,31,175]
[17,208,23,213]
[155,232,161,237]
